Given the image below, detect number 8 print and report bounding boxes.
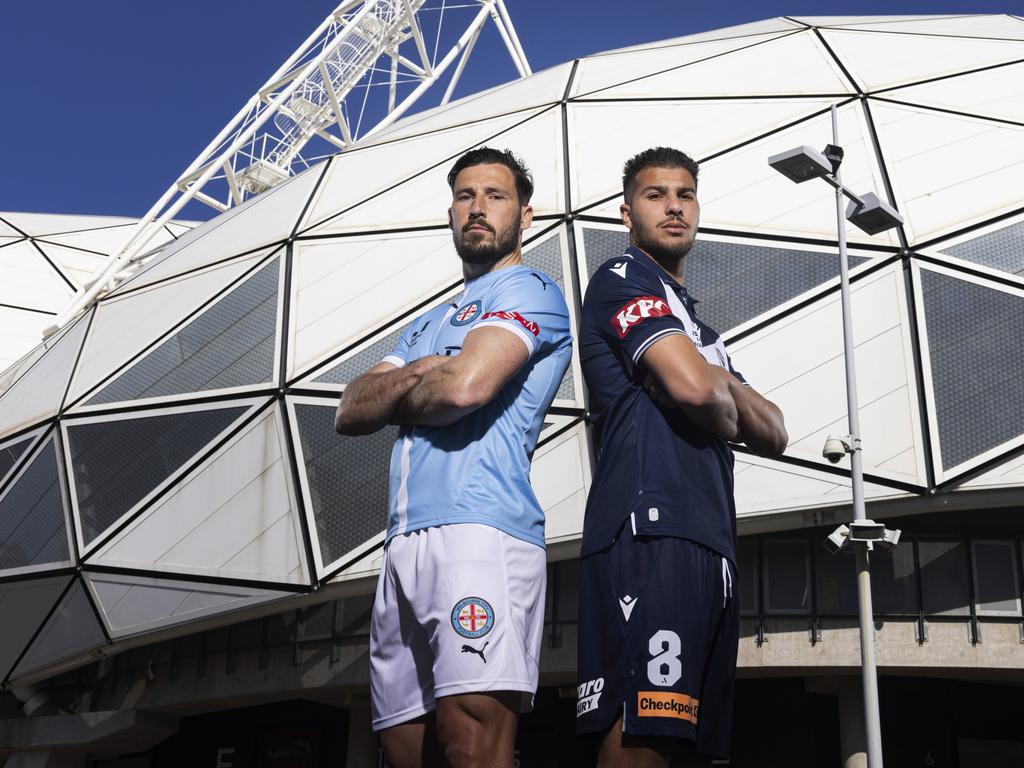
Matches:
[647,629,682,686]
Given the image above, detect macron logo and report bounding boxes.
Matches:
[611,296,671,339]
[609,262,628,278]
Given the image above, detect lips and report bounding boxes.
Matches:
[465,223,493,234]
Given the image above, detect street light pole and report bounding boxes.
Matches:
[830,103,885,768]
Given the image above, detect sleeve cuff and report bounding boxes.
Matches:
[631,328,687,365]
[380,354,406,369]
[474,320,538,356]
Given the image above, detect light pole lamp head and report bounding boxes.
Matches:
[845,192,903,235]
[768,145,833,183]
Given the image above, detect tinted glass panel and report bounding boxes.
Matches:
[763,538,810,613]
[0,435,32,488]
[736,537,758,615]
[870,543,919,615]
[973,541,1020,615]
[943,219,1024,277]
[919,540,970,616]
[0,438,68,571]
[68,406,248,545]
[815,547,858,615]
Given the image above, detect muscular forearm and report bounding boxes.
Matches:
[335,360,439,435]
[729,378,788,457]
[392,362,480,428]
[680,384,740,442]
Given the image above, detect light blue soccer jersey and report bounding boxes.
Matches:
[380,264,572,548]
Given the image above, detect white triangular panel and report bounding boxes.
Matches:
[365,62,573,146]
[570,99,836,210]
[584,31,852,99]
[728,263,926,486]
[88,406,308,585]
[734,454,907,518]
[0,312,91,440]
[86,573,287,639]
[122,164,324,291]
[0,240,73,313]
[0,308,52,375]
[0,213,136,236]
[11,580,106,679]
[32,242,108,288]
[959,453,1024,490]
[41,224,172,257]
[872,102,1024,244]
[571,33,791,98]
[819,29,1024,91]
[289,231,460,378]
[587,103,895,246]
[165,221,199,237]
[301,108,549,233]
[68,254,266,404]
[599,19,805,56]
[327,545,384,585]
[532,419,590,545]
[305,107,564,237]
[816,15,1024,40]
[0,218,22,237]
[883,62,1024,125]
[795,15,965,27]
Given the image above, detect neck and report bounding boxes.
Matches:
[630,239,686,284]
[462,248,522,281]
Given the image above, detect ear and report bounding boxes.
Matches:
[520,204,533,231]
[447,207,454,231]
[620,202,633,230]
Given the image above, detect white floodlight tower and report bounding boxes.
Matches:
[48,0,530,335]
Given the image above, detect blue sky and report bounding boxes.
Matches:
[0,0,1017,219]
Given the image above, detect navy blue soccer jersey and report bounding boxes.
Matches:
[579,246,745,561]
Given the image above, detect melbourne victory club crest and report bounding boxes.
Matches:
[451,300,482,326]
[451,596,494,639]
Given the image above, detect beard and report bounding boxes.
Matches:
[453,219,521,265]
[631,217,695,263]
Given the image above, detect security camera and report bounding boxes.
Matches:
[823,524,850,555]
[822,435,852,464]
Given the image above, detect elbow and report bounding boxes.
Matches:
[666,376,730,412]
[447,378,491,412]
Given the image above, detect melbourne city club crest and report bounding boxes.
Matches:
[451,300,482,325]
[451,596,494,639]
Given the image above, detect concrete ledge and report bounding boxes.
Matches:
[0,710,178,757]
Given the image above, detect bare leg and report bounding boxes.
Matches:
[380,712,445,768]
[597,716,711,768]
[435,691,520,768]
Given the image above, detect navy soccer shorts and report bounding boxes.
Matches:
[575,528,739,759]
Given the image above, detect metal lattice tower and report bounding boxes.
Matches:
[49,0,530,334]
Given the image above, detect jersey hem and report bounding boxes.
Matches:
[386,518,546,549]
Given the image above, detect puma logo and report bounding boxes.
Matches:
[461,642,489,663]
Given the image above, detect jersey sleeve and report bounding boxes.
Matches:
[474,269,571,357]
[589,260,687,365]
[379,323,416,369]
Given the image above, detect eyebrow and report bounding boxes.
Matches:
[454,185,511,196]
[639,184,696,195]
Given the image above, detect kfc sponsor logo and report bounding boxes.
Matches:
[611,296,671,339]
[576,677,605,718]
[481,310,540,337]
[637,691,699,723]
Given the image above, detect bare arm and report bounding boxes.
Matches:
[392,326,531,428]
[641,334,740,441]
[729,378,788,457]
[335,357,448,435]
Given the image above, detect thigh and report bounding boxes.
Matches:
[435,691,520,764]
[427,524,546,705]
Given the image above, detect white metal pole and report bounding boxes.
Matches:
[494,0,532,75]
[831,103,884,768]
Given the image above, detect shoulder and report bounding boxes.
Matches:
[586,256,667,302]
[489,266,568,312]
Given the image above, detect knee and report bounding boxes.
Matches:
[437,718,488,768]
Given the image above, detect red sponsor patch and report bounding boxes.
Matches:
[610,296,671,339]
[481,310,540,336]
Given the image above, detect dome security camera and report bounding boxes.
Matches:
[822,435,852,464]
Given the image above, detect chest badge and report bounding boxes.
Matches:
[451,300,482,326]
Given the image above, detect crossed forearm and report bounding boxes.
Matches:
[728,377,788,457]
[335,357,446,435]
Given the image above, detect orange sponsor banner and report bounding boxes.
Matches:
[637,691,699,723]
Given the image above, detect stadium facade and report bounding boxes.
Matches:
[1,13,1024,768]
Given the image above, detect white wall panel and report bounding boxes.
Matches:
[0,241,73,313]
[88,406,308,584]
[597,19,803,56]
[728,264,926,485]
[734,455,905,517]
[571,99,834,210]
[872,103,1024,243]
[884,63,1024,125]
[32,242,108,288]
[795,15,963,26]
[42,224,173,257]
[0,308,51,375]
[86,574,286,639]
[587,31,852,99]
[960,453,1024,490]
[670,103,897,246]
[0,312,90,440]
[68,255,265,404]
[820,29,1024,91]
[572,34,789,97]
[820,15,1024,40]
[301,109,547,233]
[0,213,136,235]
[289,232,461,377]
[305,107,564,237]
[532,419,590,544]
[365,63,573,146]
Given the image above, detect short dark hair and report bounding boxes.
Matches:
[622,147,700,201]
[447,147,534,204]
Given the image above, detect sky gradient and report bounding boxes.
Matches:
[0,1,1016,218]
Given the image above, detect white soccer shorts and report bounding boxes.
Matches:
[369,523,547,732]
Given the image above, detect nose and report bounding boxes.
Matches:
[666,195,684,215]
